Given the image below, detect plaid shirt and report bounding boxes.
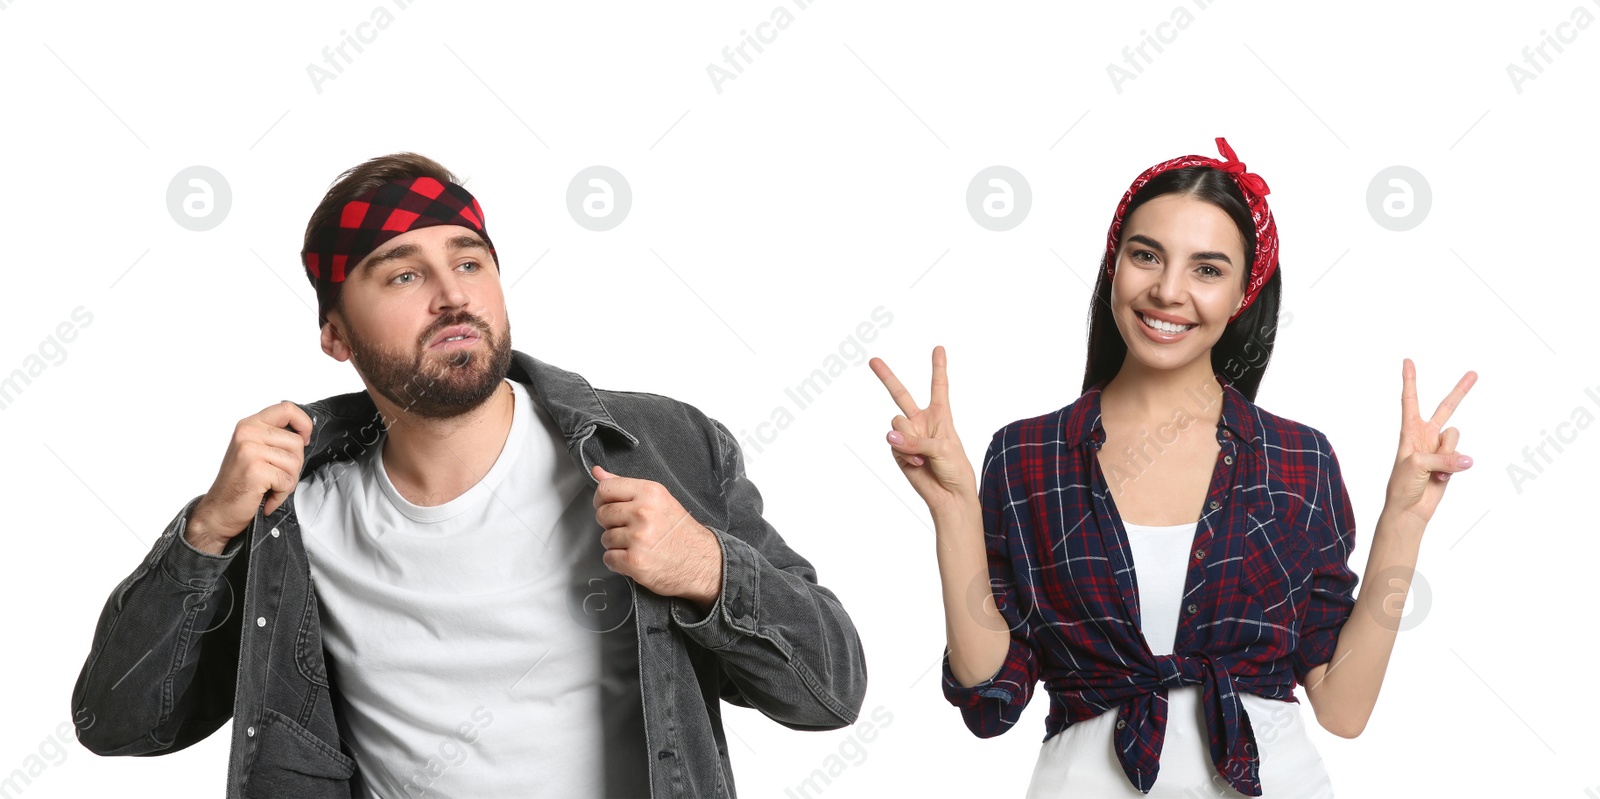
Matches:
[942,374,1359,796]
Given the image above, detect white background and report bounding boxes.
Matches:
[2,1,1596,797]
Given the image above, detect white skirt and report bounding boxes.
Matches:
[1024,687,1334,798]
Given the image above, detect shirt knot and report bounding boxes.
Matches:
[1152,653,1205,690]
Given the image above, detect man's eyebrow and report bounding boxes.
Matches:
[358,234,490,277]
[1125,234,1233,265]
[446,234,490,253]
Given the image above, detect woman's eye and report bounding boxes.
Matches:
[1132,250,1156,264]
[1198,264,1222,278]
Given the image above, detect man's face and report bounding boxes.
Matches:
[321,224,512,420]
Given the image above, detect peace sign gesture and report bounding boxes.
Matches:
[869,346,979,516]
[1385,358,1478,528]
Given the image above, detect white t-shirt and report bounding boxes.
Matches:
[1025,520,1335,798]
[297,378,649,798]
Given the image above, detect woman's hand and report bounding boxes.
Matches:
[1385,358,1477,528]
[869,346,978,515]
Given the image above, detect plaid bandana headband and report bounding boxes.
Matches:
[301,176,498,327]
[1103,137,1278,323]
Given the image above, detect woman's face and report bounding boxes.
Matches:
[1110,193,1249,373]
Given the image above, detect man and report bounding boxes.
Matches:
[71,153,868,798]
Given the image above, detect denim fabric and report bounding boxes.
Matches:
[72,350,868,798]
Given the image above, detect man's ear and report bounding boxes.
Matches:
[320,313,352,362]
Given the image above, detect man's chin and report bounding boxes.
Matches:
[352,354,505,420]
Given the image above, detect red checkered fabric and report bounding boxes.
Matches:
[1103,137,1278,323]
[301,176,498,327]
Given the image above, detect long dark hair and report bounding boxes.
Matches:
[1080,166,1283,401]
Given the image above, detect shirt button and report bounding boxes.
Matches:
[246,726,255,737]
[1208,500,1220,510]
[1187,603,1199,615]
[256,617,266,628]
[1116,720,1127,730]
[1194,549,1206,559]
[1223,430,1232,438]
[1223,455,1233,465]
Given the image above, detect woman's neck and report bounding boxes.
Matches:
[1099,356,1225,427]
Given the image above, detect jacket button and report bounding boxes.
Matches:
[269,527,280,538]
[1187,604,1199,615]
[256,617,266,627]
[246,726,255,737]
[730,594,747,619]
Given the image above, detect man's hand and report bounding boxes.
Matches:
[591,464,723,612]
[188,401,314,555]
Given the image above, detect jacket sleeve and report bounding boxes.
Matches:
[939,427,1040,737]
[666,418,868,731]
[71,494,246,755]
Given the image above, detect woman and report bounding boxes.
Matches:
[870,138,1476,797]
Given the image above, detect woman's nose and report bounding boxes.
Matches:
[1152,266,1185,304]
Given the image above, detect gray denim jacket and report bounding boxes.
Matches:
[71,350,868,798]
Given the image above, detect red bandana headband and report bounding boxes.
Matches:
[301,176,498,327]
[1103,137,1277,323]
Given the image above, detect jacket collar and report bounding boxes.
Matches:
[295,349,638,476]
[1064,372,1259,450]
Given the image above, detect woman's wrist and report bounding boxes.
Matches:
[1375,504,1428,545]
[928,484,982,531]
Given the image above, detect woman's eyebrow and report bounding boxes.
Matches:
[1127,234,1166,255]
[1189,250,1233,265]
[1127,233,1232,265]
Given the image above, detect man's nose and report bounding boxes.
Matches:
[429,264,472,311]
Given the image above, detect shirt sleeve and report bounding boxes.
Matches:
[940,428,1040,738]
[1290,431,1360,685]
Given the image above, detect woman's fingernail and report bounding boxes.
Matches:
[1457,455,1473,468]
[887,431,904,445]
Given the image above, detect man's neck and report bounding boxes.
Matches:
[375,379,516,507]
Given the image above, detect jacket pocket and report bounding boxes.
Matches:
[244,708,355,798]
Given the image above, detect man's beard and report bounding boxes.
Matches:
[343,310,513,420]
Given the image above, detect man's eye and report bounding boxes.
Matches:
[459,261,480,272]
[391,272,416,285]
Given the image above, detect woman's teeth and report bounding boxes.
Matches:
[1139,312,1196,335]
